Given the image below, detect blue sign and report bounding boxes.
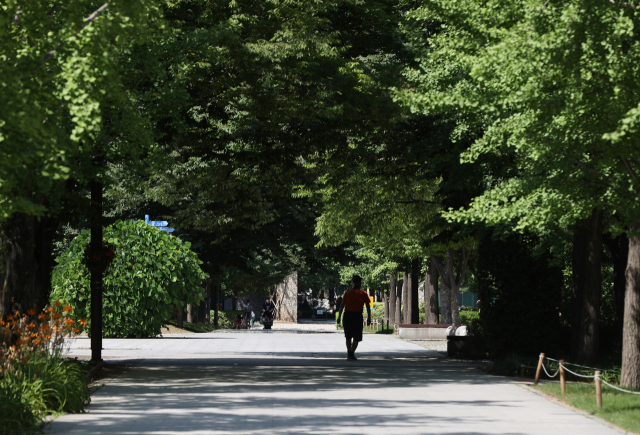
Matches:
[149,221,169,227]
[143,215,175,233]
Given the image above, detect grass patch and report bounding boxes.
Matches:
[166,320,220,333]
[536,382,640,434]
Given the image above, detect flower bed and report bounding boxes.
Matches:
[0,303,90,434]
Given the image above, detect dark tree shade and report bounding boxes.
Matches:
[476,230,563,357]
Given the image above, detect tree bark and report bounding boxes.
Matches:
[402,271,409,324]
[200,278,211,324]
[389,273,396,325]
[187,304,196,323]
[437,256,452,324]
[621,216,640,389]
[604,234,628,348]
[447,251,462,328]
[395,274,402,326]
[411,258,420,324]
[90,179,103,361]
[571,209,603,364]
[425,257,439,324]
[434,248,471,329]
[213,282,220,327]
[383,284,389,325]
[177,307,183,328]
[0,213,57,317]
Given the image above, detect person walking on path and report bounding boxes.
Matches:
[337,275,371,360]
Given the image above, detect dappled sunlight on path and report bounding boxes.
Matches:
[48,333,619,435]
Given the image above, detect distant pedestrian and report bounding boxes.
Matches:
[235,314,242,329]
[250,311,255,328]
[337,275,371,361]
[263,298,276,318]
[335,295,343,313]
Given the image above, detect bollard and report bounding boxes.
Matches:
[534,353,545,385]
[595,371,602,409]
[520,365,526,378]
[559,360,566,395]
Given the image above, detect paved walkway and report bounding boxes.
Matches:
[47,331,621,435]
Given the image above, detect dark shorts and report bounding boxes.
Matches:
[343,311,364,342]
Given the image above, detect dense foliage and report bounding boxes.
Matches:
[51,220,206,337]
[475,231,564,356]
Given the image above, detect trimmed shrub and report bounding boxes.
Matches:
[51,220,207,337]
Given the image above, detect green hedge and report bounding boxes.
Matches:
[211,310,244,329]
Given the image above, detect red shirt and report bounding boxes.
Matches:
[342,288,370,312]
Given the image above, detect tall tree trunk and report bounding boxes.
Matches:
[383,290,389,325]
[395,275,402,326]
[434,248,471,329]
[439,256,452,324]
[447,251,462,328]
[177,307,183,328]
[425,257,439,324]
[402,271,409,324]
[187,304,196,323]
[604,234,628,349]
[440,279,452,324]
[411,258,420,324]
[201,278,211,324]
[213,282,220,327]
[232,292,237,311]
[621,216,640,389]
[90,179,103,362]
[389,273,396,325]
[1,214,57,317]
[571,209,603,364]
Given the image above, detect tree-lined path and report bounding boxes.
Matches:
[47,333,618,435]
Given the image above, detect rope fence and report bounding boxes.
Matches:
[528,352,640,408]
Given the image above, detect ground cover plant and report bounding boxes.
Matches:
[536,383,640,434]
[0,304,90,434]
[51,220,207,338]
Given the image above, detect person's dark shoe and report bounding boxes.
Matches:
[348,351,357,361]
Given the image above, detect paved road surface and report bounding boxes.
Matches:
[46,331,621,435]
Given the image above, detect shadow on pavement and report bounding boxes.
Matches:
[48,364,525,435]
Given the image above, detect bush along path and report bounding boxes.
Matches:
[51,220,208,338]
[0,303,90,435]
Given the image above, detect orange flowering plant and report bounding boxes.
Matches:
[0,302,85,374]
[0,303,90,433]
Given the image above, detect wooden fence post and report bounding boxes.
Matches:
[534,353,545,385]
[559,360,565,395]
[595,371,602,409]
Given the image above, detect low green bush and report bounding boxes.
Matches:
[211,311,244,329]
[52,220,207,338]
[460,310,479,325]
